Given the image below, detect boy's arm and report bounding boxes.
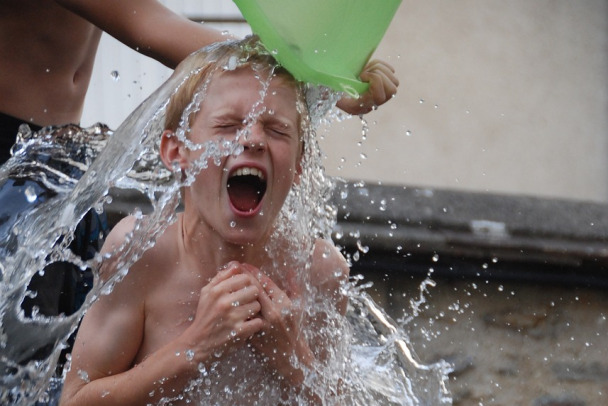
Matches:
[60,218,200,405]
[61,220,265,405]
[60,280,199,405]
[55,0,229,68]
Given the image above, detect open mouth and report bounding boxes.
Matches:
[227,166,267,214]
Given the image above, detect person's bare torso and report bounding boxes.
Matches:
[124,220,309,404]
[0,0,101,128]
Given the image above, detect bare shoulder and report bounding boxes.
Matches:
[100,215,137,254]
[100,215,178,282]
[310,238,350,290]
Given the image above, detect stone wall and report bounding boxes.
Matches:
[334,182,608,405]
[362,274,607,406]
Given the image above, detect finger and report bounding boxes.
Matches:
[360,61,399,92]
[207,261,246,287]
[216,272,258,294]
[364,70,398,106]
[368,73,388,106]
[361,59,396,77]
[256,272,285,301]
[226,283,260,307]
[238,300,262,320]
[239,265,293,316]
[234,317,265,340]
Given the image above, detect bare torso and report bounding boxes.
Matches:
[131,218,305,365]
[0,0,101,127]
[62,212,348,405]
[115,218,310,404]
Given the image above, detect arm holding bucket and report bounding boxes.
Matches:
[55,0,230,69]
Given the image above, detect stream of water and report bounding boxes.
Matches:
[0,39,451,405]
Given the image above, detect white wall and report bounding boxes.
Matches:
[319,0,608,203]
[82,0,608,203]
[81,0,250,129]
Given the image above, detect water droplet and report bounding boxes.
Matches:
[378,199,387,211]
[226,55,238,71]
[229,221,236,228]
[185,349,195,361]
[110,70,120,81]
[77,369,90,383]
[24,186,37,203]
[356,240,369,254]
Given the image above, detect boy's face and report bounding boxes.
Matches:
[180,66,302,245]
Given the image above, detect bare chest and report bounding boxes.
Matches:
[135,268,207,361]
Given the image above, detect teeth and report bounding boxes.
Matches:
[232,167,265,180]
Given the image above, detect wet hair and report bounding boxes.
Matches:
[164,36,307,138]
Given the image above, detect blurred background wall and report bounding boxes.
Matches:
[81,0,608,203]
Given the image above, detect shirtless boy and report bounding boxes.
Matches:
[60,39,353,405]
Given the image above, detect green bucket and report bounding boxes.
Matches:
[233,0,402,97]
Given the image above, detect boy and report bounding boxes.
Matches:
[60,38,353,405]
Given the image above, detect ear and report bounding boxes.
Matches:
[160,130,188,171]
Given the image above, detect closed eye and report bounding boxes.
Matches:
[214,124,241,134]
[269,126,289,136]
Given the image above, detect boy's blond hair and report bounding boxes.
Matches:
[164,37,306,136]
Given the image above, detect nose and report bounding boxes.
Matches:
[241,123,266,152]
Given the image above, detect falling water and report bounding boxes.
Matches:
[0,38,451,405]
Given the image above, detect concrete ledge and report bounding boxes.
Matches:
[331,181,608,288]
[105,181,608,287]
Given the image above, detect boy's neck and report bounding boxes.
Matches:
[178,214,270,270]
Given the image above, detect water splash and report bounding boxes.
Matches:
[0,38,451,405]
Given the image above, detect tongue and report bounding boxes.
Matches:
[228,177,261,212]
